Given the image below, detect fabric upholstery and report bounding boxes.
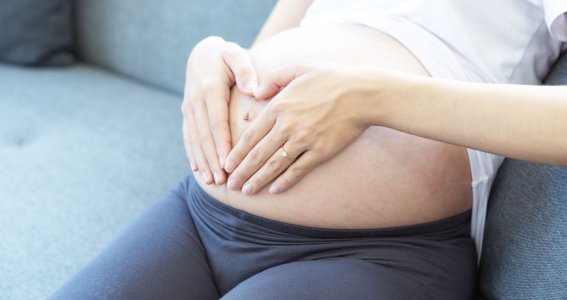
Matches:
[74,0,277,94]
[478,53,567,299]
[0,0,75,65]
[1,1,274,298]
[479,161,567,299]
[2,0,564,298]
[0,64,187,299]
[544,51,567,84]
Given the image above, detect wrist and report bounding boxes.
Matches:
[350,68,390,128]
[360,69,436,129]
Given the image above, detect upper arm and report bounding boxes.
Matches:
[253,0,314,45]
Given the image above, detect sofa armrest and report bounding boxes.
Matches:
[478,52,567,299]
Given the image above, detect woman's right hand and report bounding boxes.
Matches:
[182,36,258,185]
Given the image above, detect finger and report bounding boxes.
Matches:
[182,119,197,171]
[223,42,258,95]
[227,127,288,193]
[254,63,309,99]
[204,84,232,182]
[192,94,224,185]
[224,103,278,174]
[184,111,213,184]
[181,100,198,171]
[269,150,322,194]
[241,142,303,195]
[182,82,197,171]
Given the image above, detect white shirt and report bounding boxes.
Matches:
[301,0,567,259]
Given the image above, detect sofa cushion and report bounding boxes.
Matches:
[0,63,187,299]
[74,0,276,94]
[478,53,567,299]
[0,0,75,65]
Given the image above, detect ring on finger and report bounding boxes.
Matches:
[281,144,298,161]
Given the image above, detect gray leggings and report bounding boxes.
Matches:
[50,175,477,299]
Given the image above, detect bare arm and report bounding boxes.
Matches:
[253,0,313,45]
[225,63,567,194]
[372,73,567,165]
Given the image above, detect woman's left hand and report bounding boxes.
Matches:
[223,62,373,195]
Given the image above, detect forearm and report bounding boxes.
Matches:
[367,72,567,165]
[252,0,313,45]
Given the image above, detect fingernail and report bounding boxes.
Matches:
[213,171,221,184]
[253,85,264,98]
[227,178,239,191]
[201,171,212,184]
[219,155,225,169]
[242,183,254,195]
[269,184,281,194]
[245,81,256,94]
[224,160,235,173]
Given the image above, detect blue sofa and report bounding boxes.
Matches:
[1,1,565,299]
[0,1,274,299]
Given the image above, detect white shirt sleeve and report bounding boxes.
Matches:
[543,0,567,41]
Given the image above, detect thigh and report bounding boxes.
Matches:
[222,259,428,300]
[50,178,219,300]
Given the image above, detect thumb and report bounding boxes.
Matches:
[254,63,309,100]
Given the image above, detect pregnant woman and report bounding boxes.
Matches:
[51,1,567,299]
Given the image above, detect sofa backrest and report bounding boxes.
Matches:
[74,0,276,94]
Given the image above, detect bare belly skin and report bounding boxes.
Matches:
[194,24,472,229]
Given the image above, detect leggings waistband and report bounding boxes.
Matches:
[189,176,471,239]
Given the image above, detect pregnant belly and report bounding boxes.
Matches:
[195,24,472,229]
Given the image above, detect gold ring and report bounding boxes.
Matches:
[281,145,297,161]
